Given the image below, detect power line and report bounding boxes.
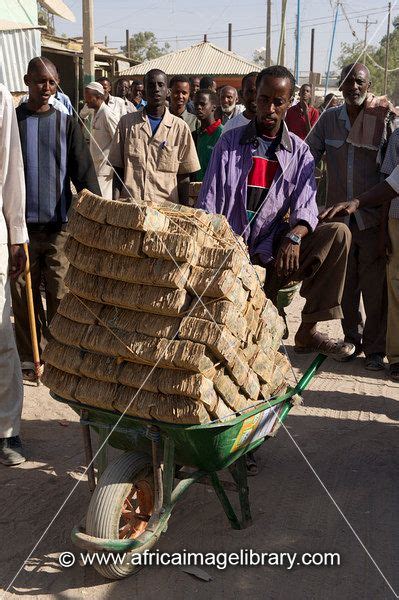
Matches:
[104,9,386,44]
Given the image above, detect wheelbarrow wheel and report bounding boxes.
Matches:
[85,451,155,579]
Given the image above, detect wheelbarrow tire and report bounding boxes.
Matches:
[85,451,155,579]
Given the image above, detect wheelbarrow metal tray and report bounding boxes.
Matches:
[51,392,289,472]
[51,354,326,472]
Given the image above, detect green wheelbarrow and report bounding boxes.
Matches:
[51,353,326,579]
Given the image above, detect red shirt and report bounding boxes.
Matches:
[285,103,319,140]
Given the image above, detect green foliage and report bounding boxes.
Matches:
[121,31,171,62]
[336,19,399,103]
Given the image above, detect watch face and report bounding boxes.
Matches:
[287,233,301,244]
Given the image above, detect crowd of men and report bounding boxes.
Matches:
[0,54,398,467]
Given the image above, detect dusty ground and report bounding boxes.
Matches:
[1,295,398,600]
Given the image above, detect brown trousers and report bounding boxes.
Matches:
[265,222,351,323]
[11,230,68,364]
[341,222,387,355]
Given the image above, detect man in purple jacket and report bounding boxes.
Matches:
[197,65,353,358]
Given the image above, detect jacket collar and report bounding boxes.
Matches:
[142,106,174,127]
[239,119,292,152]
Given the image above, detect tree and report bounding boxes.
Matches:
[253,47,266,66]
[37,5,55,35]
[336,17,399,103]
[121,32,171,62]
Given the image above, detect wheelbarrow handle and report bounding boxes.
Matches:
[292,353,327,396]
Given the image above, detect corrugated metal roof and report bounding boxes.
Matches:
[120,42,261,76]
[0,28,41,92]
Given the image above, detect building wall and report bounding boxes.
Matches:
[0,29,41,92]
[0,0,38,25]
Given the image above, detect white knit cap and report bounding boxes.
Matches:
[85,82,105,95]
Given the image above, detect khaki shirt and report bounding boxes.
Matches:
[90,102,119,175]
[109,108,200,203]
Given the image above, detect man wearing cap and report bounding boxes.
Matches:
[109,69,200,204]
[84,82,119,198]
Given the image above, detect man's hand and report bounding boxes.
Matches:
[299,99,308,114]
[276,239,300,278]
[9,244,26,279]
[319,199,359,221]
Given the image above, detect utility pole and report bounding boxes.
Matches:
[357,15,377,65]
[277,0,287,65]
[309,27,315,104]
[310,28,314,73]
[325,1,340,95]
[294,0,301,82]
[126,29,130,58]
[82,0,94,87]
[228,23,232,51]
[265,0,271,66]
[384,2,392,95]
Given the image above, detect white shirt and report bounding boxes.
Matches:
[80,94,128,123]
[0,84,28,245]
[90,102,119,174]
[222,111,250,134]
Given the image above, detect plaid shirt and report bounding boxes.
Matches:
[381,127,399,219]
[308,103,386,230]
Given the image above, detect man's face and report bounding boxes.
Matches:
[145,73,168,109]
[191,77,200,96]
[340,66,370,107]
[24,64,58,106]
[256,76,293,135]
[100,80,112,98]
[194,92,214,121]
[171,82,190,112]
[300,85,311,103]
[220,87,237,112]
[242,77,257,115]
[84,89,103,109]
[131,83,144,103]
[117,79,129,98]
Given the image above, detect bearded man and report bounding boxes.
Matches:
[308,62,398,371]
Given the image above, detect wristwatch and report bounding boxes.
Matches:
[285,232,302,245]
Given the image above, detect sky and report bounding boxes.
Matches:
[54,0,397,76]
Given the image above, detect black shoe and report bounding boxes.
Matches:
[0,436,26,466]
[365,353,385,371]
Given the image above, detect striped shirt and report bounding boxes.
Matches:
[308,103,385,230]
[16,104,100,228]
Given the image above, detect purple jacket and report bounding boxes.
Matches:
[197,120,319,264]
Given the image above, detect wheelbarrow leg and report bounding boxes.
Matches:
[96,425,110,478]
[210,472,242,530]
[81,411,96,494]
[229,455,252,528]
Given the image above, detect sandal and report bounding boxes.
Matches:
[389,364,399,382]
[245,451,258,476]
[365,353,385,371]
[294,332,355,359]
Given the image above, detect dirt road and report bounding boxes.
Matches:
[1,296,398,600]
